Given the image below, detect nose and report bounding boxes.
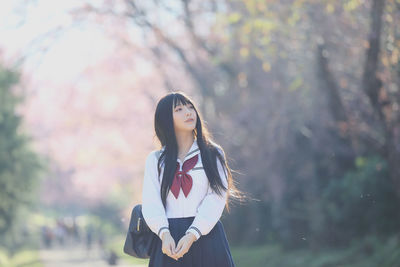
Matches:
[184,106,192,116]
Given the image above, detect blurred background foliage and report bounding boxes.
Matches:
[1,0,400,266]
[0,66,45,256]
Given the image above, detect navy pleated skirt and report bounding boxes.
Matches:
[148,216,235,267]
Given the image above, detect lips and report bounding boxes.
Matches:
[185,118,194,122]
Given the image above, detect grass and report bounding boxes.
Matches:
[106,234,400,267]
[0,248,43,267]
[230,235,400,267]
[2,223,398,267]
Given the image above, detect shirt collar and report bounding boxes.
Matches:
[183,139,200,161]
[160,138,200,163]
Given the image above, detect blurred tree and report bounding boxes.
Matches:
[0,65,44,243]
[76,0,400,249]
[321,156,400,247]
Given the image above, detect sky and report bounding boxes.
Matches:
[0,0,154,82]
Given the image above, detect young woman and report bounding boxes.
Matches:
[141,92,243,267]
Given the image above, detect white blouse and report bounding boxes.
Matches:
[141,139,228,241]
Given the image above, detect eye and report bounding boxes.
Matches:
[175,107,182,111]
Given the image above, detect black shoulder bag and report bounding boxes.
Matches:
[123,150,162,258]
[123,204,158,258]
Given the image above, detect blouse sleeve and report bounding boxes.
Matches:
[185,148,228,240]
[141,151,170,239]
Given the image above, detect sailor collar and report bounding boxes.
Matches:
[160,139,200,164]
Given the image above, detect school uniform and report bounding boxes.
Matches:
[141,138,235,267]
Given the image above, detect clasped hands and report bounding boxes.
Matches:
[161,231,197,261]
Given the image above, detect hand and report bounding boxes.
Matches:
[173,232,197,260]
[161,232,179,260]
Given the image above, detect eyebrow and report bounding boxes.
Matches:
[175,103,193,108]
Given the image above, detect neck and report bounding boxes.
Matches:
[175,131,195,155]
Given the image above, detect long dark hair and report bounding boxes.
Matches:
[154,91,244,212]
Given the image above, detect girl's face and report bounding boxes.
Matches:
[172,102,197,133]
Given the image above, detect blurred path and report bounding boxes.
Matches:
[39,244,146,267]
